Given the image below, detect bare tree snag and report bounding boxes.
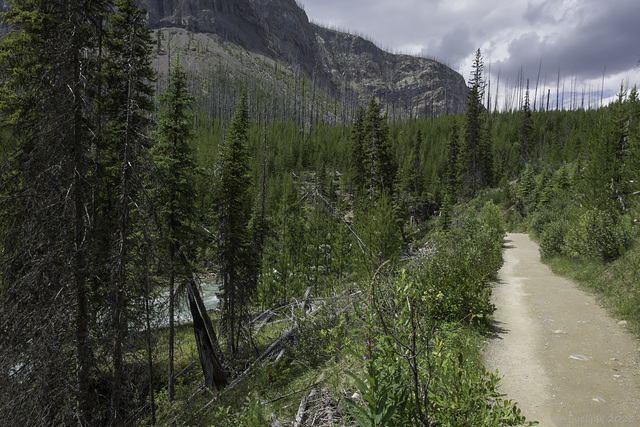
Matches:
[187,280,227,390]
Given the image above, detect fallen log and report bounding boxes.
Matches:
[293,388,317,427]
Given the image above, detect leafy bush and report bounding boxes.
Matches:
[287,302,351,367]
[539,220,568,258]
[347,269,535,427]
[411,203,504,323]
[565,208,631,262]
[429,351,536,426]
[413,236,494,323]
[480,201,506,244]
[345,359,409,427]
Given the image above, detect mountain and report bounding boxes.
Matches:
[0,0,469,118]
[141,0,469,117]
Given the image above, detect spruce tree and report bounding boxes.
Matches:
[100,0,156,420]
[462,49,489,196]
[153,62,198,402]
[520,80,533,169]
[411,130,423,200]
[626,86,640,198]
[0,1,110,423]
[363,96,396,198]
[349,106,367,194]
[446,120,461,200]
[215,94,256,354]
[0,0,161,423]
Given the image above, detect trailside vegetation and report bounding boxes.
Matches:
[1,6,638,423]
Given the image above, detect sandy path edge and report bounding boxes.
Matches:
[484,233,640,426]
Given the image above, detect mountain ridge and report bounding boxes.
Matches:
[140,0,468,116]
[0,0,469,117]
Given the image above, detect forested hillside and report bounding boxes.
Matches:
[0,2,638,426]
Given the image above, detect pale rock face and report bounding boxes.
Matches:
[0,0,468,116]
[139,0,468,115]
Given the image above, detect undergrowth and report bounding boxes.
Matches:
[148,200,538,426]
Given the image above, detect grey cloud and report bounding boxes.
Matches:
[302,0,640,101]
[496,0,640,84]
[423,23,475,66]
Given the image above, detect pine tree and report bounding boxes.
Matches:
[520,80,533,169]
[353,190,402,277]
[446,120,461,200]
[462,49,489,196]
[153,62,198,403]
[363,96,396,198]
[626,86,640,198]
[411,130,423,200]
[258,173,304,307]
[0,1,110,423]
[215,94,256,354]
[349,106,367,193]
[100,0,156,421]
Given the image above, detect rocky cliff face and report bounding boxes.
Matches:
[314,25,468,116]
[142,0,270,54]
[139,0,468,116]
[0,0,468,116]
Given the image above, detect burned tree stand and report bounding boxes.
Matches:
[187,279,227,390]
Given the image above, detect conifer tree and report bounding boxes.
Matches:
[446,121,461,200]
[215,94,256,354]
[626,86,640,198]
[353,191,402,277]
[0,1,110,423]
[462,49,490,196]
[258,173,304,306]
[350,106,367,193]
[363,96,396,198]
[520,80,533,169]
[153,62,198,402]
[411,130,423,200]
[100,0,156,420]
[0,0,161,423]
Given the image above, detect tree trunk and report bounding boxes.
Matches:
[145,276,157,425]
[168,269,175,402]
[73,11,91,423]
[187,280,227,390]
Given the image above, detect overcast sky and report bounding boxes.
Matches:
[301,0,640,110]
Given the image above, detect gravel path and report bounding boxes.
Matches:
[484,233,640,426]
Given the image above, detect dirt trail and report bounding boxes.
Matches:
[484,233,640,426]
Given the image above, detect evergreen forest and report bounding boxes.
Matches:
[0,2,638,426]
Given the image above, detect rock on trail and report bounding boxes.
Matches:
[484,233,640,426]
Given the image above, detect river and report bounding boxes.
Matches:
[154,280,221,326]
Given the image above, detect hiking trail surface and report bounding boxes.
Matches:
[484,233,640,426]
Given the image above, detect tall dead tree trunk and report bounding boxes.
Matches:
[72,9,91,423]
[187,280,228,390]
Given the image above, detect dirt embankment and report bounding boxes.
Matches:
[485,233,640,426]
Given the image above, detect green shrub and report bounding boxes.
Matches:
[411,226,498,324]
[539,220,568,258]
[503,207,524,232]
[480,201,506,244]
[348,268,532,426]
[528,209,555,237]
[345,358,409,427]
[429,351,537,426]
[565,208,631,262]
